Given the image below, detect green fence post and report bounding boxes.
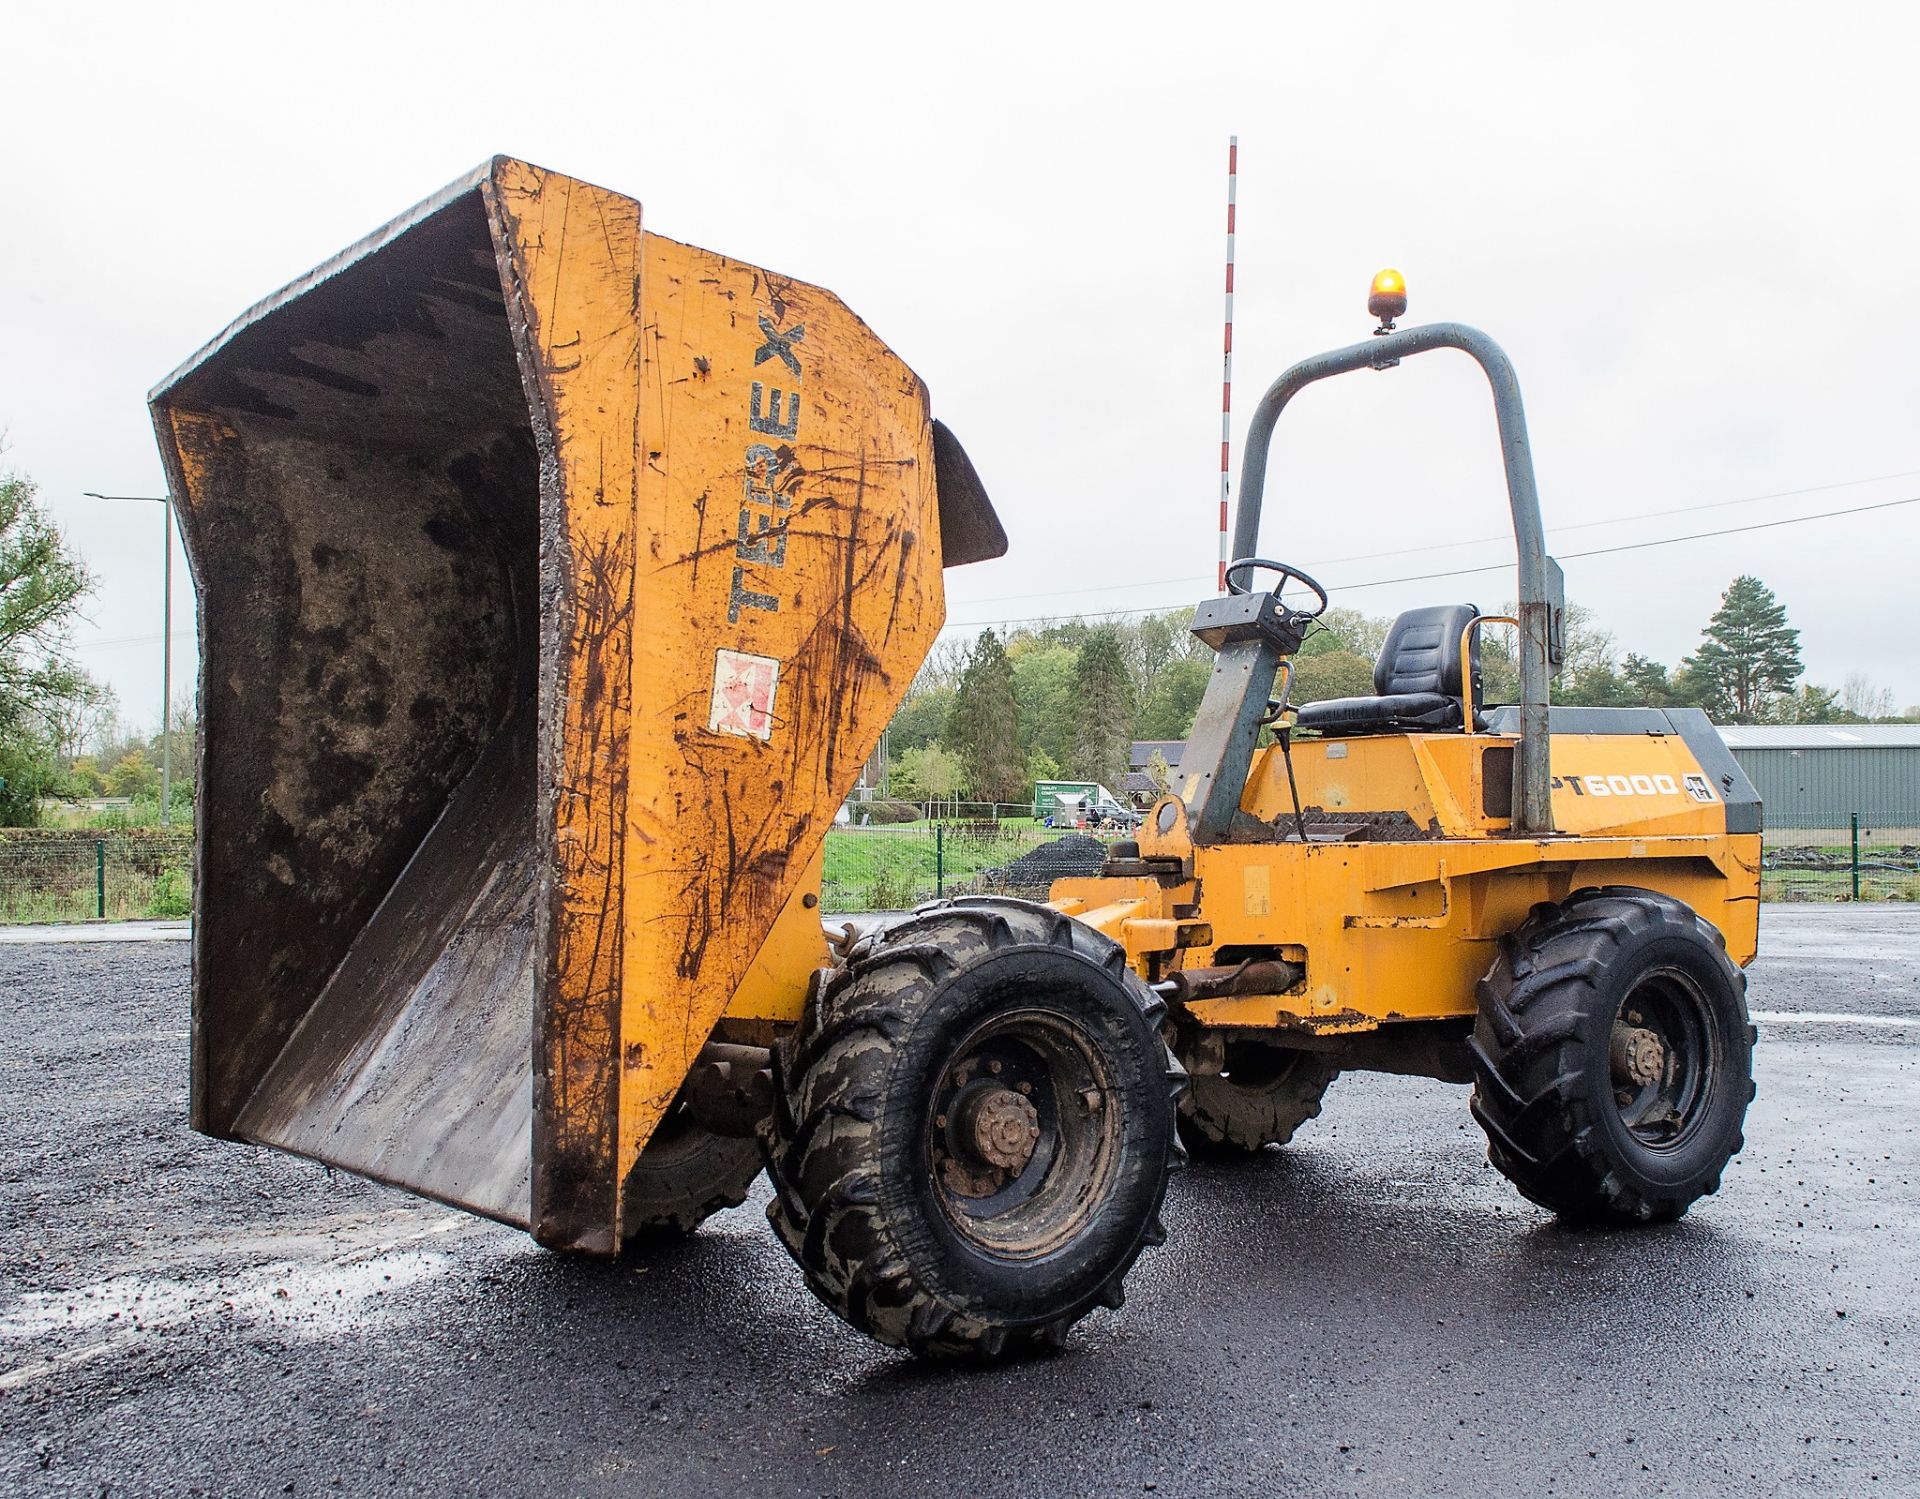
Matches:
[936,822,945,899]
[1850,813,1860,902]
[95,839,106,920]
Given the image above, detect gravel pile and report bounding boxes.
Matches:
[1764,845,1919,872]
[996,835,1109,888]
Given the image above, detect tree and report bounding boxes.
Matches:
[1010,640,1078,768]
[1763,682,1842,725]
[0,465,96,824]
[1680,576,1803,722]
[1290,650,1374,705]
[1620,653,1674,707]
[159,691,199,810]
[910,637,972,695]
[889,744,963,801]
[1145,749,1172,795]
[1128,610,1201,701]
[1557,662,1633,707]
[1302,607,1390,662]
[106,746,162,799]
[1473,600,1616,703]
[1134,655,1209,739]
[1839,672,1896,721]
[67,754,105,797]
[944,629,1023,802]
[1070,629,1136,788]
[887,685,953,754]
[1665,661,1717,712]
[41,675,117,762]
[1556,602,1617,679]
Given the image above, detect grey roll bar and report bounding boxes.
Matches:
[1231,322,1564,834]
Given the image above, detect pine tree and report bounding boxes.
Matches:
[1619,653,1673,707]
[1680,576,1803,723]
[1070,629,1136,789]
[943,629,1022,802]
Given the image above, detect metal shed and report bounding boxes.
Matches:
[1715,724,1920,831]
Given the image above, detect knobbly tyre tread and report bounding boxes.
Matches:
[764,896,1185,1358]
[1177,1048,1339,1156]
[621,1111,765,1239]
[1467,885,1756,1225]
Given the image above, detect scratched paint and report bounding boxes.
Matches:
[619,233,946,1216]
[152,158,957,1258]
[487,162,644,1253]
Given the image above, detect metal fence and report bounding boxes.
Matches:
[823,815,1920,912]
[0,818,1908,925]
[845,799,1054,823]
[0,834,194,924]
[1761,814,1920,903]
[822,822,1123,913]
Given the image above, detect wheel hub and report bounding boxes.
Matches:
[1610,1022,1669,1088]
[958,1086,1042,1172]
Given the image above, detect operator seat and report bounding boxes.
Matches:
[1294,603,1483,735]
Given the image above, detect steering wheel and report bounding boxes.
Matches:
[1223,557,1330,618]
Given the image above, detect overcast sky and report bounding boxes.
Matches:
[4,1,1916,734]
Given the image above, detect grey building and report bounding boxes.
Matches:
[1130,740,1185,778]
[1715,724,1920,830]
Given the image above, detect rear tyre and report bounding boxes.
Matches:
[765,897,1184,1358]
[1177,1042,1338,1156]
[1469,886,1756,1224]
[621,1103,764,1239]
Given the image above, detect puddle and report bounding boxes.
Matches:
[0,1217,470,1387]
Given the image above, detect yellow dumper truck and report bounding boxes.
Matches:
[153,160,1759,1358]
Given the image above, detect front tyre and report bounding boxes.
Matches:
[1177,1042,1338,1156]
[1469,886,1756,1224]
[621,1102,764,1239]
[765,898,1183,1358]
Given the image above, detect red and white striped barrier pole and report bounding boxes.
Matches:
[1219,135,1237,594]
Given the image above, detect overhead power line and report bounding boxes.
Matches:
[954,466,1920,609]
[945,492,1920,632]
[1328,493,1920,591]
[72,631,167,652]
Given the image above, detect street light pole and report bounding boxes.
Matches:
[82,492,175,826]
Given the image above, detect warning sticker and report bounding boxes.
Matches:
[709,649,780,742]
[1682,773,1717,803]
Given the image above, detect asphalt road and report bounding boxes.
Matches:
[1,908,1914,1497]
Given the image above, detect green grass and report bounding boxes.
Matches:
[822,823,1100,912]
[36,799,193,832]
[0,862,194,922]
[1762,869,1920,902]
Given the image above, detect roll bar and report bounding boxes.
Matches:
[1231,322,1564,834]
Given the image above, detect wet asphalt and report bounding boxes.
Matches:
[0,908,1914,1498]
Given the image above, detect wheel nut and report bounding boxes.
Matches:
[956,1087,1041,1172]
[1610,1023,1668,1088]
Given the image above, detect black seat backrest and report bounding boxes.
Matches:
[1374,604,1482,701]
